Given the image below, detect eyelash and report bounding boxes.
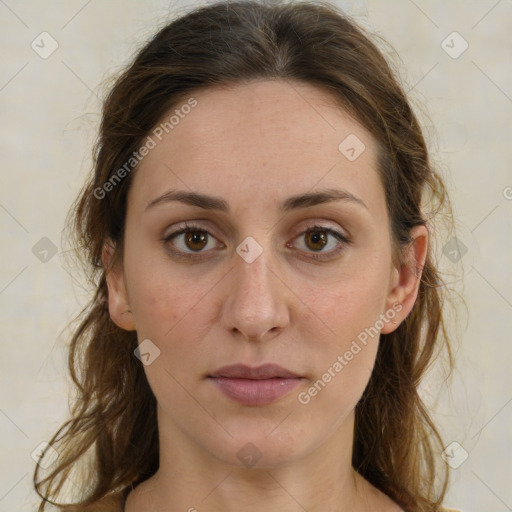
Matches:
[162,222,351,261]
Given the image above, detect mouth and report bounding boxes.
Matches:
[207,364,304,406]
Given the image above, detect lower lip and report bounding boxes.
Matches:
[209,377,303,406]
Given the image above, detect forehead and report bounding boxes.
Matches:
[129,79,386,219]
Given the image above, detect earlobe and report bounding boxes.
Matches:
[102,240,136,331]
[381,225,428,334]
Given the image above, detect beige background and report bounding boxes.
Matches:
[0,0,511,510]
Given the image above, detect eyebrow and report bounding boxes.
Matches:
[145,188,368,213]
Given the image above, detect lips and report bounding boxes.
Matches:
[209,363,301,380]
[208,364,304,406]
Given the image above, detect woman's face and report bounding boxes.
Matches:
[107,79,417,469]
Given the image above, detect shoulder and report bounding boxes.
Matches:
[91,492,125,512]
[62,491,125,512]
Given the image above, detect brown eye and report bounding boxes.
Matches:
[289,225,350,261]
[304,230,328,251]
[163,224,222,256]
[184,231,209,251]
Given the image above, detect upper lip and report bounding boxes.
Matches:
[208,364,301,380]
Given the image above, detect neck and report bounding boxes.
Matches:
[128,406,378,512]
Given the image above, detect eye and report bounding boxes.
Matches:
[163,223,223,256]
[162,222,350,261]
[288,224,350,261]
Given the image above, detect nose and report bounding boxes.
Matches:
[219,240,290,342]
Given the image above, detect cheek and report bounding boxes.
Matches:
[123,232,207,337]
[294,287,382,427]
[124,248,223,373]
[295,260,390,404]
[129,276,214,354]
[309,258,392,339]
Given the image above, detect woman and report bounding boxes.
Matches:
[33,1,458,511]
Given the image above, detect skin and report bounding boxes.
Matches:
[104,79,427,512]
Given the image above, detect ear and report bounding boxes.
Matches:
[102,240,136,331]
[381,225,428,334]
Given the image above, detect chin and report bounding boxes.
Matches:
[203,422,315,470]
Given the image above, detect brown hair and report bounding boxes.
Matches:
[34,1,454,510]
